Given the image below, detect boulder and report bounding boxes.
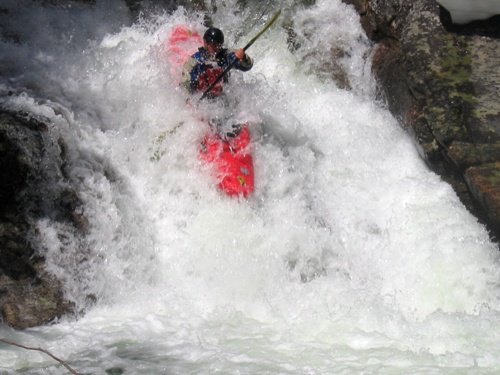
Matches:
[465,163,500,231]
[0,111,78,329]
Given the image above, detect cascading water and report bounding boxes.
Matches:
[1,0,500,373]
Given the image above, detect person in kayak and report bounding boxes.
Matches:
[181,27,253,99]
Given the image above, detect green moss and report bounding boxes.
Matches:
[450,91,475,102]
[422,34,485,143]
[472,107,500,118]
[426,103,470,144]
[431,35,476,103]
[38,297,57,310]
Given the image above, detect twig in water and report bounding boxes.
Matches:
[0,337,80,375]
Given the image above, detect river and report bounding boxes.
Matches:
[1,0,500,373]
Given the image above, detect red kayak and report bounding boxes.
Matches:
[199,125,254,197]
[163,25,203,80]
[165,25,255,197]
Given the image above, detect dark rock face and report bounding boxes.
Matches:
[465,163,500,230]
[0,111,77,329]
[345,0,500,239]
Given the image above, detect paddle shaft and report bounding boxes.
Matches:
[199,9,281,101]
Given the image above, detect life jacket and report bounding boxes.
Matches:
[188,47,230,97]
[196,65,225,96]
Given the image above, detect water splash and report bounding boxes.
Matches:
[1,0,500,373]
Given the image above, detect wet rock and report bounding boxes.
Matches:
[346,0,500,238]
[39,0,96,4]
[106,368,125,375]
[0,266,74,329]
[0,111,81,328]
[465,163,500,231]
[286,1,361,90]
[448,142,500,169]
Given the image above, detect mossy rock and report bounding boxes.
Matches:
[448,142,500,169]
[465,162,500,231]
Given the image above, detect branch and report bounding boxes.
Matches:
[0,337,80,375]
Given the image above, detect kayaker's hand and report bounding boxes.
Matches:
[234,48,245,60]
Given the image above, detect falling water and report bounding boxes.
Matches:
[1,0,500,373]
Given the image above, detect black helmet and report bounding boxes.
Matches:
[203,27,224,46]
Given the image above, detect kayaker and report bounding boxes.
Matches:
[181,27,253,99]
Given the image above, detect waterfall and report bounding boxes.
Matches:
[1,0,500,373]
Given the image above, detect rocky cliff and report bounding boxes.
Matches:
[344,0,500,240]
[0,111,81,328]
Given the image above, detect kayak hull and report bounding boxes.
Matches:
[163,25,203,79]
[199,125,254,197]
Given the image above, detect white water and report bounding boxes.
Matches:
[437,0,500,24]
[1,0,500,374]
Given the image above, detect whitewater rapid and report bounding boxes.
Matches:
[1,0,500,374]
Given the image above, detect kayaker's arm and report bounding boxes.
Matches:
[228,49,253,72]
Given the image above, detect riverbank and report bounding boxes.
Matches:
[345,0,500,241]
